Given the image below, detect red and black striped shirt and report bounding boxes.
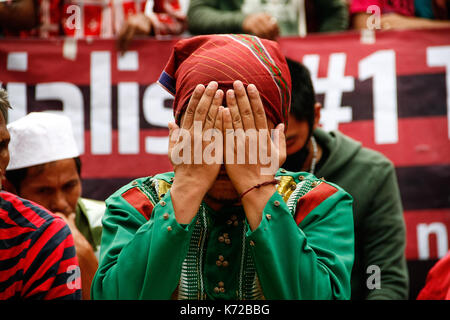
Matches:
[0,191,81,300]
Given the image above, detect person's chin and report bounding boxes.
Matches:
[207,178,239,202]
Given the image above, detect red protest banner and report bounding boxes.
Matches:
[1,29,449,298]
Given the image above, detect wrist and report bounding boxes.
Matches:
[233,174,276,195]
[172,171,210,196]
[239,179,277,201]
[171,176,208,225]
[240,184,276,231]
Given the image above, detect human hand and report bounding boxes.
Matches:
[54,212,94,254]
[222,80,286,196]
[380,12,450,30]
[169,82,224,223]
[242,12,280,40]
[380,13,417,30]
[117,13,152,54]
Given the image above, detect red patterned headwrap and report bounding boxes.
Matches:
[158,34,291,127]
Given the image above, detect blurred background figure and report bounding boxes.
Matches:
[351,0,450,30]
[117,0,187,52]
[3,112,104,300]
[0,0,187,51]
[0,0,36,34]
[0,89,82,300]
[187,0,349,40]
[283,58,409,300]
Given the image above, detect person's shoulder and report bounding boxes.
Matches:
[0,190,60,229]
[0,191,72,252]
[107,173,174,200]
[78,198,105,226]
[105,173,174,220]
[331,130,395,172]
[354,143,395,173]
[276,168,350,201]
[79,197,105,209]
[275,169,352,225]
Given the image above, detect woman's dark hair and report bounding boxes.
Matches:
[5,157,82,193]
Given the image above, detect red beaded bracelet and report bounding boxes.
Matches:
[239,179,278,200]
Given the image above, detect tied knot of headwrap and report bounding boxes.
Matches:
[158,34,291,127]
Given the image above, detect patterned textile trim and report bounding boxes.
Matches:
[178,206,208,300]
[286,177,319,217]
[141,178,161,209]
[242,238,265,300]
[142,175,316,300]
[142,177,208,300]
[294,182,337,225]
[276,175,297,202]
[142,178,156,199]
[121,187,154,220]
[157,70,176,96]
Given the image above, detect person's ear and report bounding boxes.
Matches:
[313,102,321,129]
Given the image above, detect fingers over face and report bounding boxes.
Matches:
[233,80,255,130]
[168,121,181,149]
[204,89,223,131]
[222,107,233,132]
[273,123,287,166]
[214,106,224,132]
[226,89,243,131]
[183,82,269,136]
[247,84,268,130]
[272,123,285,147]
[193,81,219,126]
[222,108,234,162]
[181,84,206,129]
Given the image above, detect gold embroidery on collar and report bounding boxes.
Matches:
[157,179,173,199]
[276,175,297,202]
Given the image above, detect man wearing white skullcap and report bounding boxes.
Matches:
[0,91,82,300]
[4,112,104,300]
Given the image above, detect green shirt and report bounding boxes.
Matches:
[91,170,354,300]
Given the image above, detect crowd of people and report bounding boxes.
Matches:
[0,0,449,301]
[1,0,449,42]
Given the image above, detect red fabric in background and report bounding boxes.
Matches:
[417,252,450,299]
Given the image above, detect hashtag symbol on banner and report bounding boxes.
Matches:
[302,53,354,131]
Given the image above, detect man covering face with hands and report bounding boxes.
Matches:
[91,34,354,300]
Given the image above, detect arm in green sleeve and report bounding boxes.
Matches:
[315,0,349,32]
[91,189,195,299]
[363,163,408,300]
[247,188,354,300]
[187,0,246,35]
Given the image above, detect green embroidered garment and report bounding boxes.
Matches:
[91,170,354,300]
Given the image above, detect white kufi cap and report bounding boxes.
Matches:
[6,112,80,171]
